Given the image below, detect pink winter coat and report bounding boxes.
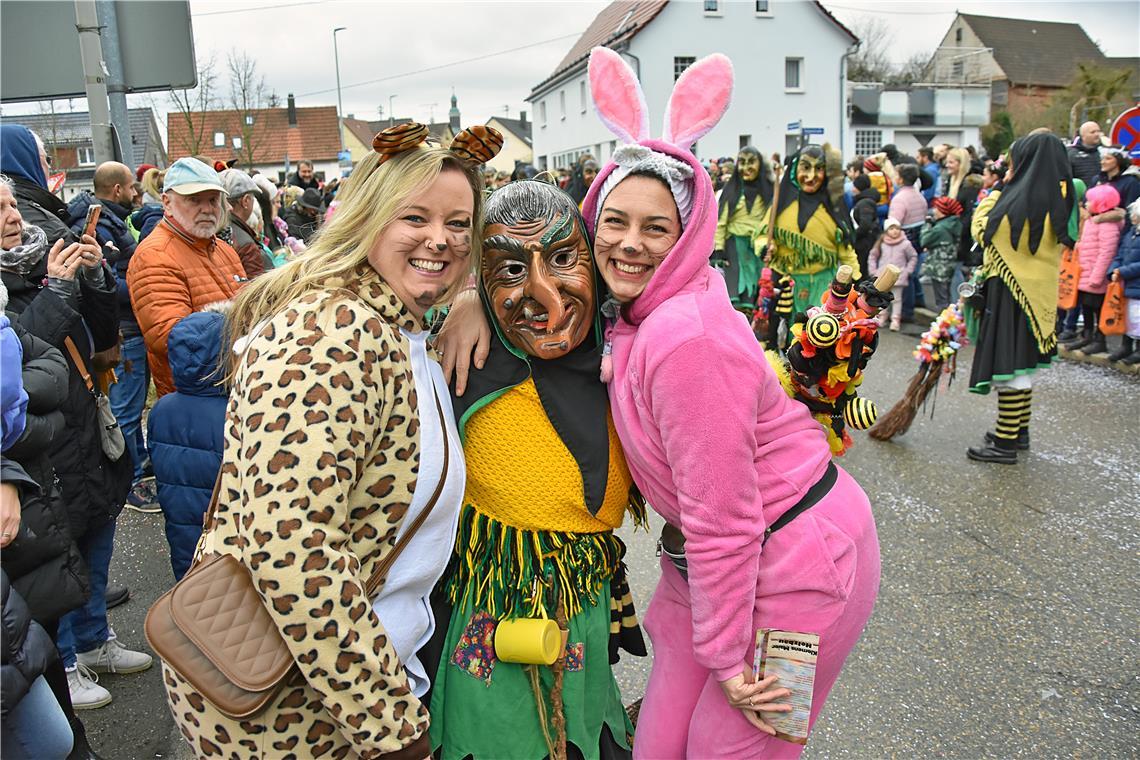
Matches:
[583,139,834,682]
[868,235,918,282]
[888,184,927,228]
[1078,184,1124,293]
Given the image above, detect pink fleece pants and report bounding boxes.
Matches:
[634,466,880,759]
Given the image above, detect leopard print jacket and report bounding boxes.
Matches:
[164,270,435,759]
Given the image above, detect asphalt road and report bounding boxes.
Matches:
[85,327,1139,759]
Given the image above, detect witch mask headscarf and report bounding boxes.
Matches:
[717,145,773,220]
[983,132,1075,253]
[454,180,614,514]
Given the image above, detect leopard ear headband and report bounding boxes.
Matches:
[372,122,504,166]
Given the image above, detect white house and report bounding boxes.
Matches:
[526,0,858,169]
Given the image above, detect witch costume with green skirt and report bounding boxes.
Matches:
[965,132,1074,464]
[712,146,773,308]
[430,181,646,760]
[767,144,862,315]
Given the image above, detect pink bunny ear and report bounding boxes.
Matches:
[662,53,734,148]
[588,47,650,143]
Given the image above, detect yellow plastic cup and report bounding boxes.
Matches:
[494,618,562,666]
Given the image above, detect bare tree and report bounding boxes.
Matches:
[847,17,894,83]
[227,51,268,171]
[168,56,218,157]
[887,53,932,87]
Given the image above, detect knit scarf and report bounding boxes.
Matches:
[0,224,48,275]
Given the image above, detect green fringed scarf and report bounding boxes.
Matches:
[447,497,647,622]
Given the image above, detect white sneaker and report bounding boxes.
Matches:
[67,663,112,709]
[76,635,153,674]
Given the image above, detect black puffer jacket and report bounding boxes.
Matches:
[2,260,131,540]
[1,568,58,718]
[1,323,89,624]
[1068,142,1101,187]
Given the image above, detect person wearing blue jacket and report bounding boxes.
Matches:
[66,163,157,513]
[146,308,228,579]
[1107,198,1140,364]
[1,312,28,454]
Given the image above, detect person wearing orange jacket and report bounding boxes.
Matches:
[127,158,246,397]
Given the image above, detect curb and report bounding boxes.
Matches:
[1058,345,1140,375]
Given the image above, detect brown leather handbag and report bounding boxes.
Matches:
[145,390,449,719]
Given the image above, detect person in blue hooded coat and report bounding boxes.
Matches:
[146,308,228,580]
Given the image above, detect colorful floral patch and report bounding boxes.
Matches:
[564,642,585,672]
[451,610,498,685]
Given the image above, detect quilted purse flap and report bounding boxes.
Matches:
[170,554,294,691]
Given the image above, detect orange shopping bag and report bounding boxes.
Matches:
[1057,245,1079,310]
[1099,279,1126,335]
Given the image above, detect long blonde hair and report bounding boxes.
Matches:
[225,146,484,369]
[947,148,971,199]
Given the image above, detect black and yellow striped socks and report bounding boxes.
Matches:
[995,388,1031,443]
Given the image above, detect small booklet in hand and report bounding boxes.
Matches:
[754,628,820,745]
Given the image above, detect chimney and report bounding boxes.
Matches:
[519,111,527,125]
[287,93,297,127]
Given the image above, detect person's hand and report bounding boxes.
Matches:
[718,664,792,735]
[0,482,21,548]
[45,239,84,281]
[437,289,490,396]
[77,234,104,268]
[1112,269,1120,282]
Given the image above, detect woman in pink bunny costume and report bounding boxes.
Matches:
[581,48,880,758]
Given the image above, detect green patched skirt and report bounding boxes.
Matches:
[430,591,632,760]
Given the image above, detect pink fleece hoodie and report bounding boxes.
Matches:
[583,140,833,682]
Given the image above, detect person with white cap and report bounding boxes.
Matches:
[219,169,273,279]
[127,157,246,398]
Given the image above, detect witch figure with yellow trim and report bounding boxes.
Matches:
[965,132,1074,464]
[712,146,774,309]
[767,144,861,315]
[430,180,646,760]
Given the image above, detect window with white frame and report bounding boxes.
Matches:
[755,0,771,13]
[560,89,566,119]
[785,58,803,90]
[76,145,95,166]
[213,131,225,147]
[674,56,695,82]
[580,80,587,113]
[854,130,883,156]
[952,60,964,78]
[703,0,719,13]
[540,100,547,127]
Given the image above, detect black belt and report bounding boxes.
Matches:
[657,462,838,581]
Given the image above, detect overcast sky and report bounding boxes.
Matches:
[2,0,1137,130]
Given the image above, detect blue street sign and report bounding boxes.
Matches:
[787,120,801,131]
[803,127,825,135]
[337,150,353,164]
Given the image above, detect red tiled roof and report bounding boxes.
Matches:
[342,117,378,149]
[166,106,340,165]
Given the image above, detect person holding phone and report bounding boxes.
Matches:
[67,162,159,513]
[2,170,140,750]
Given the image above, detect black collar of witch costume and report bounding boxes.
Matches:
[449,220,613,517]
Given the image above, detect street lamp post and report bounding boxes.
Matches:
[333,26,347,156]
[389,95,397,128]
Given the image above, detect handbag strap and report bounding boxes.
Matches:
[199,376,451,599]
[63,336,95,394]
